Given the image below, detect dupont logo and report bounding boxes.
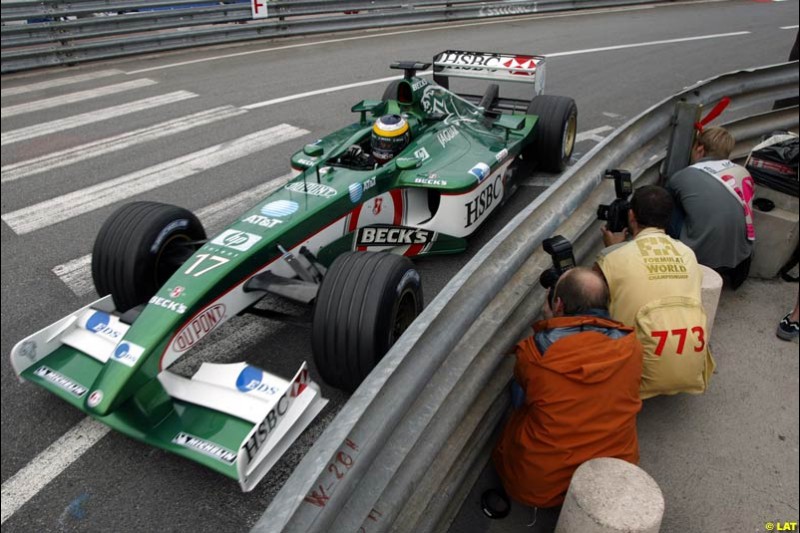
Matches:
[173,304,226,352]
[286,182,337,198]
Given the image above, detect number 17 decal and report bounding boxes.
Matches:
[183,254,229,277]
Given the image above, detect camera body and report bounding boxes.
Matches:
[597,169,633,233]
[539,235,576,294]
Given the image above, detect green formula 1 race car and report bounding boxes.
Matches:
[10,50,577,491]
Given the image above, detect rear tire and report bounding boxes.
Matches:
[312,252,423,392]
[525,95,578,172]
[92,201,205,312]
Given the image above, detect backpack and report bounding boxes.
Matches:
[745,133,799,198]
[635,296,715,399]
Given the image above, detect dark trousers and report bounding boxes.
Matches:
[715,254,752,290]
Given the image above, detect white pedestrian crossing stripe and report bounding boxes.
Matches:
[2,125,308,235]
[1,91,198,146]
[52,175,294,297]
[0,79,157,119]
[0,69,125,98]
[2,106,247,183]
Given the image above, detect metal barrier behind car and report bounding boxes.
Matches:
[253,61,799,532]
[2,0,676,73]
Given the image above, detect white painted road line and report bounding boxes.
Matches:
[2,106,247,183]
[575,125,614,143]
[2,125,308,235]
[241,73,430,110]
[0,69,124,98]
[0,417,110,525]
[52,255,94,299]
[196,173,293,229]
[1,79,157,119]
[545,31,751,58]
[53,174,294,297]
[1,91,198,146]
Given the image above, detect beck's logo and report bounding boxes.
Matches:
[357,226,433,247]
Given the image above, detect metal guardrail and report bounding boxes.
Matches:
[1,0,674,73]
[254,61,799,533]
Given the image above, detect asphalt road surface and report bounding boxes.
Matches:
[2,1,798,531]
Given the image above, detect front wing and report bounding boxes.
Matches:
[10,296,327,491]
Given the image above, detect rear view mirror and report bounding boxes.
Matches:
[303,144,324,157]
[396,157,422,170]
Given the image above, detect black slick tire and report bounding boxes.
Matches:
[92,201,205,312]
[312,252,423,392]
[525,95,578,172]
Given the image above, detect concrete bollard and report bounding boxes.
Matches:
[555,458,664,533]
[750,187,799,279]
[700,265,723,341]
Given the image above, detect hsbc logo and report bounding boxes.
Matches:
[357,226,434,247]
[465,175,503,228]
[503,55,537,76]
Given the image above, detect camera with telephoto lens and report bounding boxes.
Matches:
[539,236,577,308]
[597,169,633,233]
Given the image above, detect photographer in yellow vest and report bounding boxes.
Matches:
[595,185,715,399]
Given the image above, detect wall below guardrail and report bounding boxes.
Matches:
[2,0,677,73]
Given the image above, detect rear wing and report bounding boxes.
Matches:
[432,50,546,96]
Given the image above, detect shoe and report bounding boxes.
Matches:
[776,313,799,341]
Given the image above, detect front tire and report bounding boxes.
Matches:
[92,201,205,312]
[525,95,578,172]
[312,252,423,392]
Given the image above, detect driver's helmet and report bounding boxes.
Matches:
[371,114,411,164]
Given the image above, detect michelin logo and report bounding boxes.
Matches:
[34,366,87,398]
[172,432,237,465]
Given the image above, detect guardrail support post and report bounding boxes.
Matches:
[661,101,701,182]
